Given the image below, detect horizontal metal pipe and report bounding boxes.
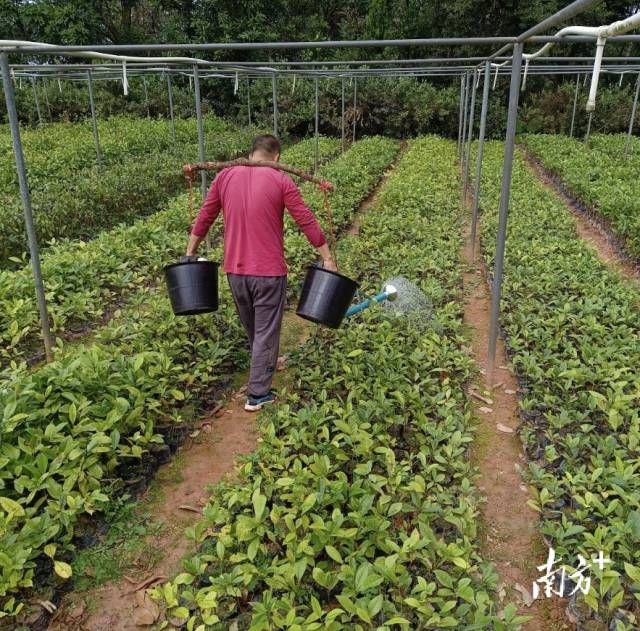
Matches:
[4,34,640,55]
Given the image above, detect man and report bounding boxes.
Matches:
[186,134,337,412]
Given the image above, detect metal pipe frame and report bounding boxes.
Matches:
[30,76,43,125]
[166,72,176,142]
[341,78,345,152]
[192,63,207,198]
[470,61,491,260]
[272,74,278,136]
[624,72,640,156]
[460,73,470,163]
[314,77,320,172]
[585,110,594,140]
[142,75,150,117]
[247,77,252,125]
[0,52,55,362]
[352,78,357,143]
[570,73,581,136]
[5,34,640,55]
[87,69,102,165]
[487,42,524,381]
[463,71,478,195]
[1,0,637,367]
[457,75,465,156]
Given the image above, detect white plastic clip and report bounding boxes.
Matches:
[619,73,624,88]
[122,61,129,95]
[234,72,239,95]
[189,75,193,91]
[492,64,499,90]
[58,79,62,92]
[291,75,296,95]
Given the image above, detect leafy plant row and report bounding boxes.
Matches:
[520,133,640,259]
[477,141,640,629]
[0,116,264,266]
[0,136,394,621]
[152,137,522,630]
[0,137,342,374]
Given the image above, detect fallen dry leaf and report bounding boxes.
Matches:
[496,423,514,434]
[38,600,57,614]
[471,391,494,405]
[504,388,516,395]
[478,406,493,414]
[178,504,201,514]
[130,574,167,594]
[133,592,160,626]
[514,582,534,607]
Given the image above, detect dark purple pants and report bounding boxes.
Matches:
[227,274,287,397]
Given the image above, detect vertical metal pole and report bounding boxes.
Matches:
[461,73,470,164]
[463,72,478,196]
[166,73,176,143]
[142,76,150,118]
[314,78,320,173]
[457,75,465,156]
[42,80,52,120]
[352,78,357,143]
[471,61,491,260]
[624,72,640,158]
[341,78,345,153]
[569,74,580,137]
[247,78,251,126]
[272,75,278,136]
[31,76,43,126]
[193,64,206,199]
[87,70,102,166]
[585,111,593,142]
[1,54,54,362]
[487,42,524,382]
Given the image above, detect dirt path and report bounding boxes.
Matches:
[348,142,405,236]
[521,149,640,285]
[461,227,571,630]
[47,157,400,631]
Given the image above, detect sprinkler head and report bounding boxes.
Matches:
[384,284,398,302]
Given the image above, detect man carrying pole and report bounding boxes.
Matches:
[185,134,337,411]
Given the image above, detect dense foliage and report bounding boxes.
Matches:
[0,115,261,264]
[1,1,637,137]
[477,142,640,629]
[0,135,397,621]
[520,133,640,258]
[0,136,341,372]
[151,137,526,630]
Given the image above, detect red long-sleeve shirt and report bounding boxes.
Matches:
[191,166,326,276]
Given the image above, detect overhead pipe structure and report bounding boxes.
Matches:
[1,3,640,365]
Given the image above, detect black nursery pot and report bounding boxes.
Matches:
[164,260,219,315]
[296,265,359,329]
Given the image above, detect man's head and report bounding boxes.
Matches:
[249,134,281,162]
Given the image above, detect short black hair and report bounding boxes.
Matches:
[250,134,281,157]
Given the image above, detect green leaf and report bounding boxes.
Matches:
[54,561,73,579]
[252,488,267,520]
[325,545,343,564]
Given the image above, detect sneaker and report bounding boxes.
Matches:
[244,390,277,412]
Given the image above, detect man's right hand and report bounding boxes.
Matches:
[323,258,338,273]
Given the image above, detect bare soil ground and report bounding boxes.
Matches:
[462,225,572,631]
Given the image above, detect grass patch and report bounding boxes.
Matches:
[71,497,165,591]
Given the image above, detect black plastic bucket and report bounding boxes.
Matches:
[296,266,359,328]
[164,260,219,315]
